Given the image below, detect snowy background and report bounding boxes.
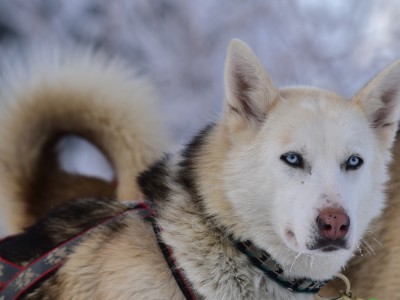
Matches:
[0,0,400,234]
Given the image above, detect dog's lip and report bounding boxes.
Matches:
[281,230,350,254]
[307,244,349,251]
[306,238,350,252]
[316,245,344,252]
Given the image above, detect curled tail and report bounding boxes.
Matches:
[0,46,168,232]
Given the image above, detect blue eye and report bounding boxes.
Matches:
[345,155,363,171]
[281,153,304,168]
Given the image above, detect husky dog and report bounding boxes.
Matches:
[1,39,400,299]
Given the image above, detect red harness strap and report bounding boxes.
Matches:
[0,202,197,300]
[0,203,149,299]
[134,202,198,299]
[150,218,197,300]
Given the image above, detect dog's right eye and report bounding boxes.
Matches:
[280,152,304,168]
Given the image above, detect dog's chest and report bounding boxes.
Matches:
[158,216,314,300]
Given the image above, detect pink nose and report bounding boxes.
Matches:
[316,208,350,240]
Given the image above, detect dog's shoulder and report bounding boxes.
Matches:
[18,198,183,300]
[0,197,128,265]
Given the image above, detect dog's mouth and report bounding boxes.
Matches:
[307,237,349,252]
[283,227,351,254]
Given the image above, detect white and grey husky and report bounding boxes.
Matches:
[0,39,399,299]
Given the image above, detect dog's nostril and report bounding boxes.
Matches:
[323,224,332,231]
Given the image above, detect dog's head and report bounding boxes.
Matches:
[220,39,400,278]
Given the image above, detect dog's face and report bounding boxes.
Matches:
[221,40,400,276]
[252,89,381,255]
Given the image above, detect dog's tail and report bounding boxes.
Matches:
[0,46,168,232]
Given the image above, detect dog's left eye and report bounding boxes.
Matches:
[281,152,304,168]
[345,155,363,171]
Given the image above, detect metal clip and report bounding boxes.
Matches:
[316,273,358,300]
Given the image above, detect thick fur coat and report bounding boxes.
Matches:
[1,40,400,299]
[0,47,168,232]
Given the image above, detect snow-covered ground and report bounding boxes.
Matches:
[1,0,400,234]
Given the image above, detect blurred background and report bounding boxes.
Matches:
[0,0,400,233]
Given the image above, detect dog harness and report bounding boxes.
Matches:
[0,202,197,300]
[0,203,148,299]
[0,202,329,300]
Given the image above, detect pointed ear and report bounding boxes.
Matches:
[353,60,400,148]
[224,39,279,135]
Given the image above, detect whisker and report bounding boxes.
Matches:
[289,253,301,275]
[371,237,383,246]
[360,243,372,256]
[308,255,314,274]
[362,239,376,255]
[365,231,383,246]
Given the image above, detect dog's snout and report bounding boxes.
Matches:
[316,208,350,240]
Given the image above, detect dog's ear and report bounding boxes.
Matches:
[223,39,279,137]
[353,60,400,148]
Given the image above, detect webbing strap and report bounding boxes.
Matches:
[151,220,197,300]
[0,203,145,300]
[0,202,197,300]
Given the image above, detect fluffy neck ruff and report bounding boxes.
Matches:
[181,124,333,292]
